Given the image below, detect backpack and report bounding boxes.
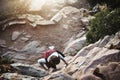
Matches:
[43,49,56,59]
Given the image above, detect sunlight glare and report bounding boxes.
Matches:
[29,0,46,11]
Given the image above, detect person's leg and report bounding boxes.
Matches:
[38,58,48,70]
[50,64,57,72]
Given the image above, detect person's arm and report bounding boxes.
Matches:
[58,54,68,66]
[56,50,65,57]
[40,63,48,70]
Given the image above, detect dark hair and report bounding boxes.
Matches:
[50,56,60,65]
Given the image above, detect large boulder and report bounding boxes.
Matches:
[11,63,48,77]
[105,31,120,49]
[26,14,55,27]
[11,31,21,41]
[0,39,6,46]
[50,6,88,29]
[28,0,89,19]
[93,62,120,80]
[98,35,113,47]
[84,48,120,73]
[20,41,40,53]
[1,73,40,80]
[0,17,26,31]
[44,71,75,80]
[63,35,86,56]
[80,74,102,80]
[50,6,81,22]
[63,31,120,79]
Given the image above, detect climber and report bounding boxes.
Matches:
[38,46,68,71]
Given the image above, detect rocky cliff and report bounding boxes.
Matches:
[1,29,119,80]
[0,1,120,80]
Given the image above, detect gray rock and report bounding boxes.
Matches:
[80,74,102,80]
[0,39,6,45]
[8,20,26,26]
[81,16,95,26]
[98,35,112,47]
[26,14,44,23]
[25,14,50,27]
[2,20,26,31]
[1,51,15,58]
[1,73,40,80]
[105,31,120,49]
[21,41,40,53]
[26,14,56,27]
[115,31,120,39]
[1,51,26,61]
[63,32,120,79]
[36,20,55,26]
[21,37,29,42]
[30,20,55,28]
[95,62,120,80]
[50,13,63,23]
[45,71,75,80]
[11,63,48,77]
[63,36,86,56]
[36,46,46,54]
[70,39,101,62]
[50,6,81,25]
[25,35,32,38]
[14,54,26,60]
[76,31,86,38]
[12,31,21,41]
[84,49,120,73]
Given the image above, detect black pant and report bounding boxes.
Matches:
[45,58,56,69]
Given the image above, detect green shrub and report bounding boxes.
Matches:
[87,0,120,9]
[86,8,120,43]
[0,57,14,64]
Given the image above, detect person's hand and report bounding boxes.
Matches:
[64,62,68,67]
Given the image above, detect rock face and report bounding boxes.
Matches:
[0,5,91,29]
[21,41,40,53]
[50,6,89,28]
[38,31,120,80]
[94,62,120,80]
[29,0,88,19]
[80,74,102,80]
[62,31,120,79]
[43,71,75,80]
[0,6,90,65]
[1,73,40,80]
[1,41,46,64]
[0,39,6,46]
[63,35,86,56]
[0,3,119,80]
[11,63,48,77]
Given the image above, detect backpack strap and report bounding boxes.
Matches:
[56,50,65,57]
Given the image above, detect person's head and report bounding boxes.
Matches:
[49,56,60,65]
[48,46,55,50]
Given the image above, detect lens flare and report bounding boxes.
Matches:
[29,0,46,11]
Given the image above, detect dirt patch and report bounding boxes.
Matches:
[0,22,82,51]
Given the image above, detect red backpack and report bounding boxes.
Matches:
[43,49,56,59]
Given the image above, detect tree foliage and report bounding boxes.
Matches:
[87,0,120,9]
[86,8,120,43]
